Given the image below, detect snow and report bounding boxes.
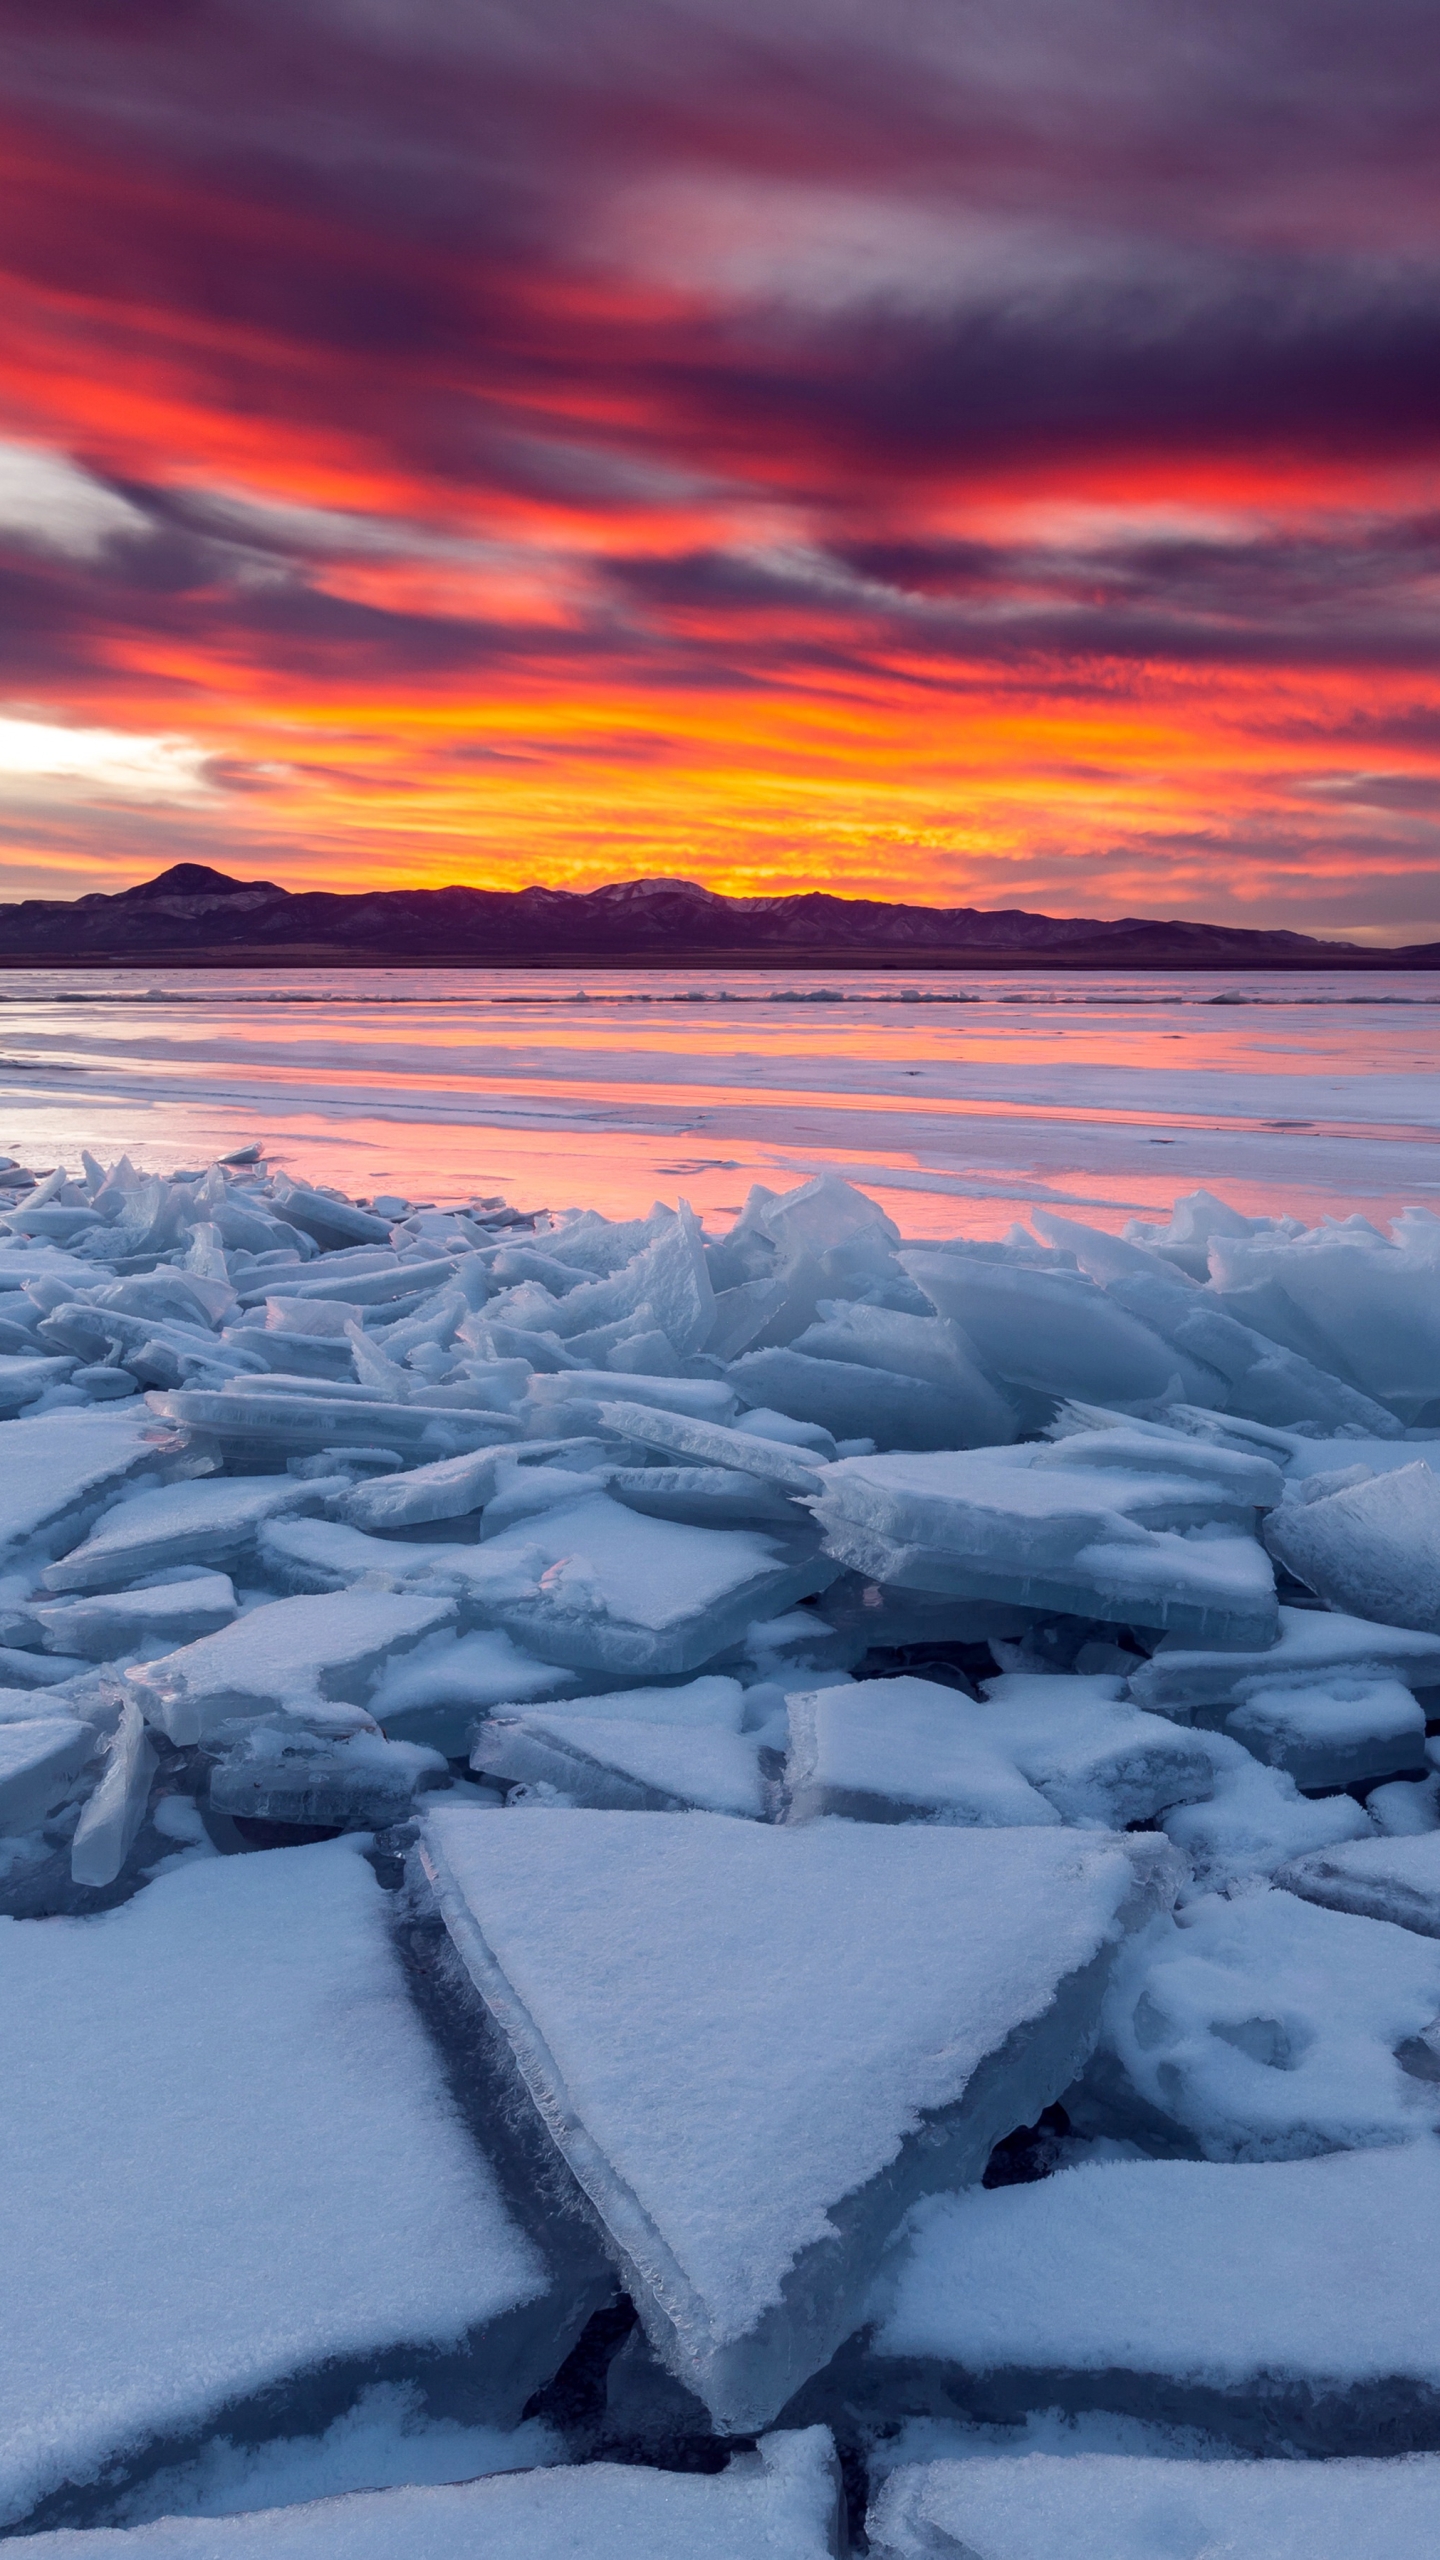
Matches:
[20,2428,844,2559]
[420,1805,1167,2428]
[34,1574,238,1659]
[867,2451,1440,2560]
[1096,1887,1440,2157]
[0,1839,583,2530]
[368,1626,581,1753]
[1225,1673,1426,1788]
[0,1716,93,1832]
[1128,1602,1440,1717]
[1160,1736,1375,1890]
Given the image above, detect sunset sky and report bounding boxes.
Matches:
[2,0,1439,934]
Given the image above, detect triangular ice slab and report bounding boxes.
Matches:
[420,1806,1171,2430]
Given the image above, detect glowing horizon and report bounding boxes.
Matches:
[3,3,1439,940]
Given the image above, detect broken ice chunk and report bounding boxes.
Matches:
[127,1589,456,1744]
[337,1442,567,1530]
[1096,1886,1440,2158]
[0,1407,159,1571]
[904,1248,1202,1406]
[369,1627,582,1754]
[33,1573,237,1660]
[525,1370,737,1431]
[783,1678,1058,1828]
[866,2449,1440,2560]
[729,1347,999,1452]
[69,1697,155,1886]
[783,1675,1215,1831]
[596,1397,823,1491]
[0,1837,606,2532]
[0,1716,93,1833]
[43,1476,345,1594]
[209,1718,445,1827]
[420,1806,1172,2431]
[1128,1602,1440,1720]
[469,1493,838,1678]
[809,1445,1278,1646]
[1224,1675,1426,1789]
[1277,1831,1440,1938]
[147,1385,522,1459]
[256,1517,467,1593]
[474,1713,768,1815]
[1369,1772,1440,1835]
[0,1353,77,1413]
[1161,1736,1374,1891]
[1265,1462,1440,1633]
[865,2141,1440,2452]
[19,2428,846,2559]
[608,1464,801,1530]
[476,1674,748,1733]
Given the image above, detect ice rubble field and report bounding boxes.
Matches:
[9,1154,1440,2551]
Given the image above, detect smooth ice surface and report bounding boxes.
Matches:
[1266,1463,1440,1632]
[0,1839,555,2530]
[127,1590,456,1742]
[1098,1888,1440,2157]
[21,2428,844,2560]
[474,1712,768,1814]
[867,2451,1440,2560]
[421,1806,1159,2425]
[871,2141,1440,2418]
[1278,1832,1440,1936]
[43,1477,337,1593]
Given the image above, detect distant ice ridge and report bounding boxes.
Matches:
[6,1147,1440,2530]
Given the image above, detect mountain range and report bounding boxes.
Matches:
[0,865,1429,970]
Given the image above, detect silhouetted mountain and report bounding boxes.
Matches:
[0,865,1420,969]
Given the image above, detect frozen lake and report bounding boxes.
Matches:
[1,965,1437,1235]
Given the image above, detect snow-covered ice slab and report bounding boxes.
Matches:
[255,1517,465,1594]
[208,1720,445,1827]
[419,1806,1171,2431]
[0,1839,600,2531]
[33,1575,237,1660]
[784,1674,1217,1830]
[1128,1603,1440,1720]
[1266,1463,1440,1633]
[1225,1674,1426,1789]
[0,1409,159,1568]
[0,1715,93,1832]
[1095,1885,1440,2157]
[464,1493,837,1677]
[1279,1832,1440,1937]
[867,2450,1440,2560]
[369,1627,581,1755]
[473,1711,767,1814]
[866,2141,1440,2451]
[127,1590,456,1743]
[43,1477,342,1594]
[18,2430,845,2560]
[808,1445,1278,1645]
